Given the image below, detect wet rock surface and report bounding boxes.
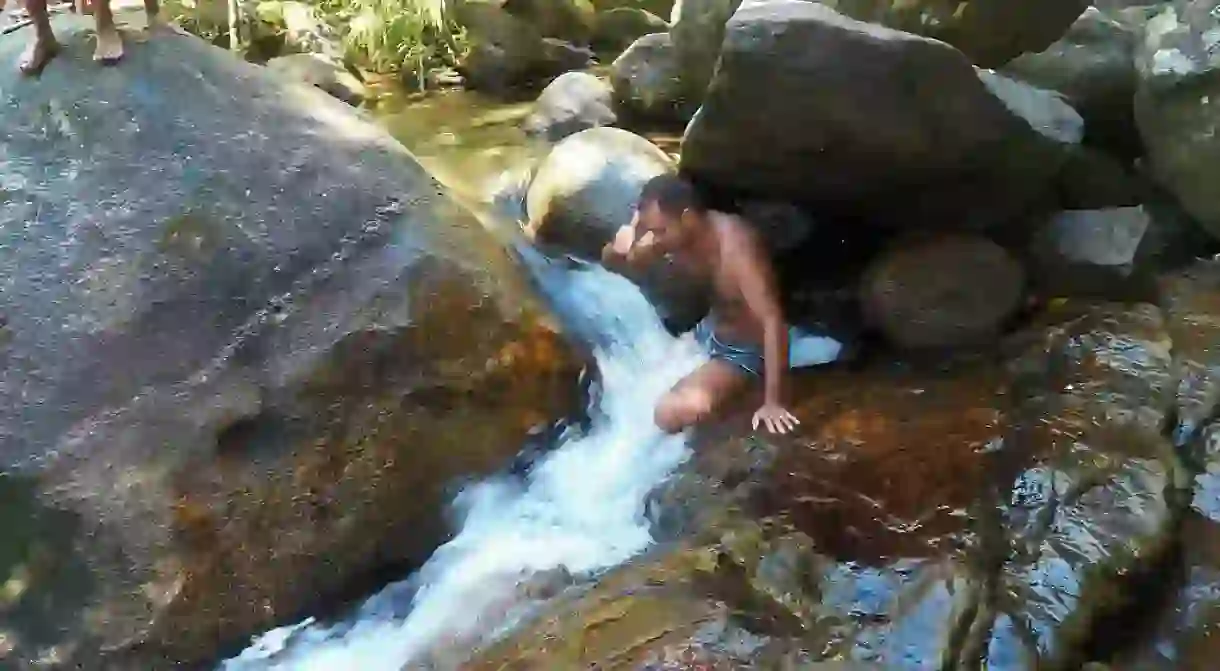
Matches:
[463,300,1200,669]
[0,13,583,669]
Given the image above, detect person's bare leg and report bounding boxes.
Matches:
[654,360,752,434]
[18,0,58,76]
[91,0,122,63]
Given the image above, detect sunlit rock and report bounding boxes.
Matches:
[0,10,582,668]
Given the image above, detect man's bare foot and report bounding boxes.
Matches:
[93,24,122,63]
[146,12,186,35]
[18,36,58,75]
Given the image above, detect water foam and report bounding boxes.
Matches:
[219,257,705,670]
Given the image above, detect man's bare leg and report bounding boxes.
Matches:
[654,360,752,434]
[91,0,122,63]
[18,0,58,75]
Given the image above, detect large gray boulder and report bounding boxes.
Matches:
[1004,7,1143,157]
[0,10,581,669]
[819,0,1092,68]
[609,32,692,122]
[1135,0,1220,240]
[680,0,1080,233]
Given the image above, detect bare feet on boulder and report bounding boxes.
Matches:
[18,36,58,75]
[93,21,122,63]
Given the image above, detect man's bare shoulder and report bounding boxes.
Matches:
[709,210,765,248]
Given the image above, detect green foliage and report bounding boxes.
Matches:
[328,0,467,78]
[166,0,468,79]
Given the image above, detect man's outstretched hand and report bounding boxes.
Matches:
[601,224,634,267]
[752,403,799,434]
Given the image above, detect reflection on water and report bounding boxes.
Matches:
[373,91,543,206]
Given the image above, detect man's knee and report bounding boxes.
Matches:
[654,389,714,434]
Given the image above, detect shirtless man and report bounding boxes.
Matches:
[18,0,159,75]
[601,174,800,436]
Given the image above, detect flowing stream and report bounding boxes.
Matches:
[220,250,709,669]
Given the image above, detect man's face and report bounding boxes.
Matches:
[635,200,688,253]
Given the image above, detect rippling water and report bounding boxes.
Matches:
[220,252,708,669]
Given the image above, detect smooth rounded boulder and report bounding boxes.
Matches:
[524,127,707,328]
[523,71,618,142]
[860,236,1026,348]
[0,10,581,669]
[680,0,1079,234]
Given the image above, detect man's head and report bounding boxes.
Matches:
[635,174,707,253]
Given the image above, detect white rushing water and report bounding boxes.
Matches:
[219,255,707,670]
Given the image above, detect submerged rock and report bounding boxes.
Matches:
[460,299,1193,669]
[523,71,618,142]
[1158,259,1220,447]
[0,12,582,669]
[979,304,1186,669]
[265,53,367,106]
[860,236,1026,349]
[1135,0,1220,240]
[1111,511,1220,670]
[525,127,707,328]
[680,0,1079,234]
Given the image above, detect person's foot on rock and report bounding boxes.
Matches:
[146,12,186,35]
[18,36,58,75]
[93,23,122,64]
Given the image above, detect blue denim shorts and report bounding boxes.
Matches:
[694,318,763,377]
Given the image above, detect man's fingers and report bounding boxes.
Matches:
[752,414,761,431]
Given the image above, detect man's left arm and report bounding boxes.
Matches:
[728,231,799,434]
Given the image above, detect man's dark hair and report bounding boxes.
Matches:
[638,174,706,218]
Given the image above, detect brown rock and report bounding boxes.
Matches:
[860,236,1026,349]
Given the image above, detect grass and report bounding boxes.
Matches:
[166,0,468,82]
